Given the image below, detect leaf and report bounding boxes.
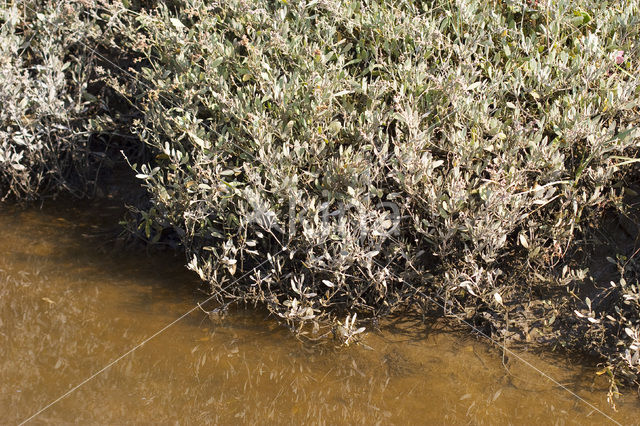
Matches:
[333,90,353,97]
[210,57,224,68]
[188,131,210,149]
[170,18,185,29]
[322,280,335,288]
[227,262,236,275]
[466,81,481,91]
[612,127,638,142]
[519,233,529,248]
[328,121,342,134]
[459,281,477,296]
[494,292,503,305]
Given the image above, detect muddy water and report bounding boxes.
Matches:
[1,201,638,425]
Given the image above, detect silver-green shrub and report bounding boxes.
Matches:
[0,0,104,199]
[85,0,640,385]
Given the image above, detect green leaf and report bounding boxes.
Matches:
[210,57,224,68]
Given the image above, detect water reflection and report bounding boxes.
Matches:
[0,201,638,424]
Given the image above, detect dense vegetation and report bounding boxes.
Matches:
[0,1,101,198]
[1,0,639,397]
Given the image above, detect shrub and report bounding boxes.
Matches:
[108,0,640,367]
[0,0,109,199]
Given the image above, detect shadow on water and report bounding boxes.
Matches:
[1,200,639,424]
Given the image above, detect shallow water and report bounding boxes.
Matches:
[1,200,639,424]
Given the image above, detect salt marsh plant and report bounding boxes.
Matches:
[103,0,640,385]
[0,1,113,199]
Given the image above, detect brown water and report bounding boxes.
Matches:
[1,201,639,425]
